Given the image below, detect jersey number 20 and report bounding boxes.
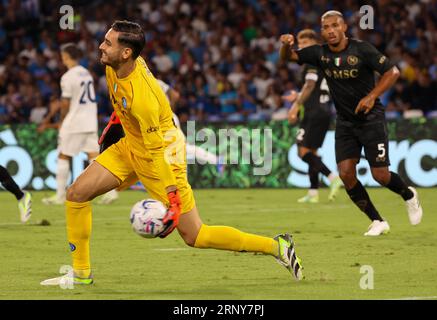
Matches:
[79,80,97,104]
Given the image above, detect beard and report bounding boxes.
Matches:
[100,54,119,68]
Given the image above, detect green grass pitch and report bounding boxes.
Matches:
[0,188,436,300]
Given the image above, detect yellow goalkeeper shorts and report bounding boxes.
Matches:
[96,137,195,213]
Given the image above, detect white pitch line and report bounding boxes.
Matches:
[386,296,437,300]
[0,207,309,227]
[153,248,188,251]
[0,216,128,227]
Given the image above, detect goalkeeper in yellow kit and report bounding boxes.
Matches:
[41,21,303,286]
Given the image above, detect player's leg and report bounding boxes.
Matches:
[136,157,303,280]
[87,149,120,205]
[186,143,218,164]
[186,143,225,174]
[134,158,276,257]
[63,161,120,280]
[363,122,422,225]
[296,122,318,203]
[297,117,341,202]
[177,166,303,279]
[41,153,71,205]
[338,158,389,236]
[97,126,127,204]
[41,139,134,286]
[57,153,71,201]
[0,165,32,222]
[177,205,303,280]
[338,158,382,221]
[336,122,388,235]
[297,146,320,203]
[315,117,343,201]
[0,165,24,200]
[42,132,76,205]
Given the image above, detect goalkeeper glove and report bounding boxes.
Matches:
[99,111,125,153]
[159,190,182,238]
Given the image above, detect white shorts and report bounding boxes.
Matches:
[58,132,99,157]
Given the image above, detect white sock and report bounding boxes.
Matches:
[328,173,337,183]
[56,158,70,200]
[186,144,218,164]
[308,189,318,197]
[105,189,118,198]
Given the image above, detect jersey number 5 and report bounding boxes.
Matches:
[79,80,97,104]
[377,143,386,158]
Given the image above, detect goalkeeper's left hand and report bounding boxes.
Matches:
[159,190,182,238]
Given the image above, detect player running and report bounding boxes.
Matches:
[41,21,303,286]
[0,165,32,223]
[39,43,117,205]
[285,29,342,203]
[279,11,423,236]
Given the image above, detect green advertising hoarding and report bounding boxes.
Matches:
[0,119,436,190]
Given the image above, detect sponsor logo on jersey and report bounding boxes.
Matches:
[146,126,159,133]
[122,97,127,109]
[379,56,387,64]
[347,55,358,66]
[69,243,76,252]
[321,56,330,63]
[324,69,359,79]
[376,155,386,163]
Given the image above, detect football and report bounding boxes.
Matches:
[129,199,167,238]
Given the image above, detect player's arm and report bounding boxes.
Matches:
[288,71,318,124]
[131,97,180,238]
[280,34,321,66]
[279,34,299,62]
[157,79,180,112]
[59,98,70,122]
[355,42,400,114]
[168,87,180,112]
[37,98,61,132]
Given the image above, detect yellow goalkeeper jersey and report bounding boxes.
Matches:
[105,56,179,187]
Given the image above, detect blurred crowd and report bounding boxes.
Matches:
[0,0,436,126]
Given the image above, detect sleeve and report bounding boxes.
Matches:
[60,74,73,99]
[359,41,395,75]
[296,45,322,67]
[305,65,319,82]
[131,90,177,188]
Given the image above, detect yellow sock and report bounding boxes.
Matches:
[66,200,92,278]
[194,224,278,256]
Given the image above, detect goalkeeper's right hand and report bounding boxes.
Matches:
[99,111,125,153]
[158,190,182,238]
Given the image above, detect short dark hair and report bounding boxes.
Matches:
[111,20,145,59]
[60,43,82,60]
[297,29,318,41]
